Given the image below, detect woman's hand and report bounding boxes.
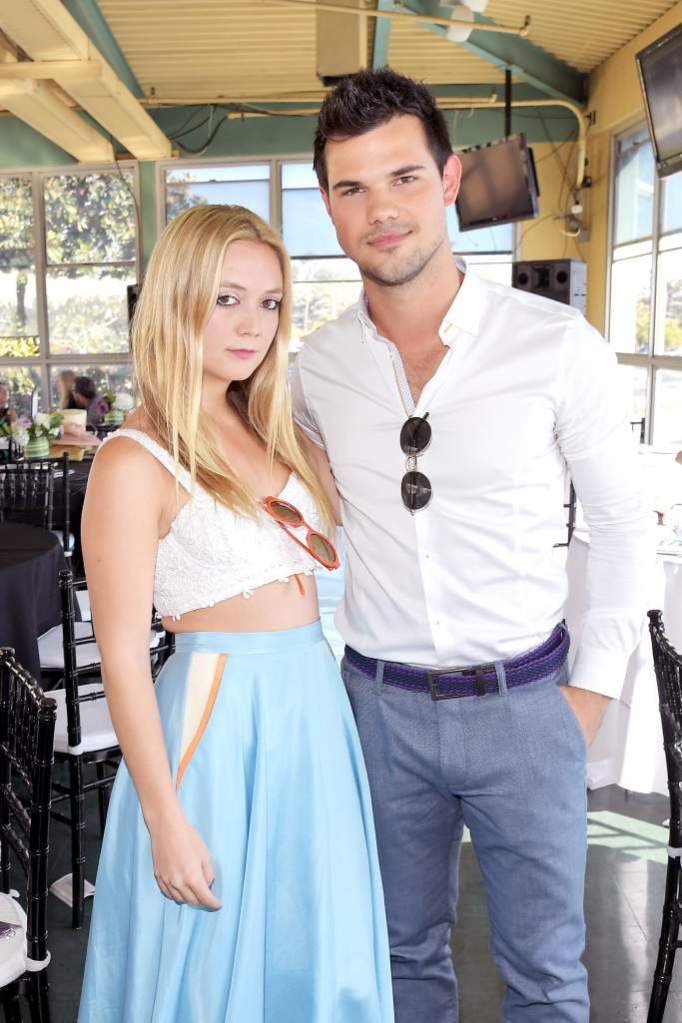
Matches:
[149,809,222,910]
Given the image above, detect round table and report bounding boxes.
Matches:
[0,523,69,681]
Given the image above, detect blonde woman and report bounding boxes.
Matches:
[78,206,393,1023]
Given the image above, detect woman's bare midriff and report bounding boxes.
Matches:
[162,572,321,634]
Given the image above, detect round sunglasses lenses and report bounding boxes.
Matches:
[309,533,337,565]
[269,500,303,526]
[401,470,432,512]
[400,416,432,456]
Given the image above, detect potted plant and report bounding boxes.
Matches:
[99,390,134,426]
[9,410,64,459]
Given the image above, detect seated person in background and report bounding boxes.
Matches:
[0,380,11,425]
[72,376,102,428]
[57,369,78,410]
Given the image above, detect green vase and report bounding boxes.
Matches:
[104,409,124,425]
[25,435,50,459]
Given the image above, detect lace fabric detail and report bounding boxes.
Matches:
[100,429,323,619]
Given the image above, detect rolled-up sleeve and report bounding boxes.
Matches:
[557,318,653,699]
[291,354,325,448]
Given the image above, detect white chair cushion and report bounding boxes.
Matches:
[52,682,118,755]
[0,891,32,986]
[38,623,100,670]
[76,589,91,622]
[39,624,163,670]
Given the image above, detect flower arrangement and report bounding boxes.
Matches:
[97,390,134,425]
[1,410,63,457]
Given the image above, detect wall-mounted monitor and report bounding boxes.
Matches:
[636,22,682,178]
[455,133,540,232]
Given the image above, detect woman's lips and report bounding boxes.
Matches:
[228,349,257,359]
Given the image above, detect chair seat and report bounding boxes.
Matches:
[52,682,118,755]
[76,589,91,622]
[0,890,49,987]
[51,529,75,551]
[39,623,162,670]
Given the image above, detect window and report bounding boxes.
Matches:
[610,126,682,445]
[0,166,139,415]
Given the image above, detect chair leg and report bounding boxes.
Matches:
[96,762,107,838]
[27,971,51,1023]
[69,756,85,930]
[648,856,682,1023]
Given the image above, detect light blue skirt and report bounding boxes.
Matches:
[78,622,394,1023]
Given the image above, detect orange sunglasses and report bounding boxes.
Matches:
[261,497,340,571]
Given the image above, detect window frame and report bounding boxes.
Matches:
[608,124,682,444]
[0,161,141,407]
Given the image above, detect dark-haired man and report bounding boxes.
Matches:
[292,68,650,1022]
[72,375,103,428]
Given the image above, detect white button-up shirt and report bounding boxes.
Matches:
[291,267,651,699]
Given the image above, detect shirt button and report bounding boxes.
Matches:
[424,553,431,560]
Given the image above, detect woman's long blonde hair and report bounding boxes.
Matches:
[132,204,335,527]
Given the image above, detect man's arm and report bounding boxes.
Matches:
[556,318,653,743]
[290,355,341,525]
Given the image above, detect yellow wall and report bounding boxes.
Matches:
[585,1,682,332]
[517,140,583,264]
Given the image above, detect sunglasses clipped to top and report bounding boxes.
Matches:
[400,411,432,513]
[260,496,340,571]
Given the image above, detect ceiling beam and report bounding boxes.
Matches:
[63,0,143,98]
[0,42,113,161]
[400,0,586,105]
[0,0,171,159]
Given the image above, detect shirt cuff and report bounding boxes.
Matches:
[568,623,643,699]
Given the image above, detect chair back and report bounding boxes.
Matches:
[0,461,54,530]
[0,649,56,967]
[649,609,682,849]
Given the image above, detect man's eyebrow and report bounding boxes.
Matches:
[331,164,426,192]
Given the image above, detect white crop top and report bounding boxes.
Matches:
[101,428,324,619]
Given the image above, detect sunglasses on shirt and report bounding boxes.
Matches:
[261,497,340,570]
[400,413,432,513]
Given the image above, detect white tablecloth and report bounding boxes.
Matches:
[564,532,682,795]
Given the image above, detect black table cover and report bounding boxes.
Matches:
[0,523,69,681]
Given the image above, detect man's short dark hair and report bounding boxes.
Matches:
[73,376,96,402]
[313,67,453,192]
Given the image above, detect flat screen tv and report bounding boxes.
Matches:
[636,21,682,178]
[455,133,540,231]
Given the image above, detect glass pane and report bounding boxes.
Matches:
[165,179,269,224]
[282,163,317,189]
[291,258,361,346]
[166,164,269,184]
[0,266,37,337]
[0,176,33,251]
[447,205,513,253]
[0,366,41,419]
[48,363,134,410]
[656,247,682,355]
[614,128,655,245]
[616,363,648,426]
[46,265,135,355]
[44,171,136,264]
[282,188,342,257]
[609,253,652,354]
[662,171,682,235]
[653,370,682,446]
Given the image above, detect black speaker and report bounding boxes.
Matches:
[512,259,586,314]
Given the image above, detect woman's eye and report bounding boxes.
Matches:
[262,298,281,311]
[216,294,238,307]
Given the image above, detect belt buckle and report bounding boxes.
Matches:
[427,662,496,702]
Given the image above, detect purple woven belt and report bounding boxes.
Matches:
[344,624,569,701]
